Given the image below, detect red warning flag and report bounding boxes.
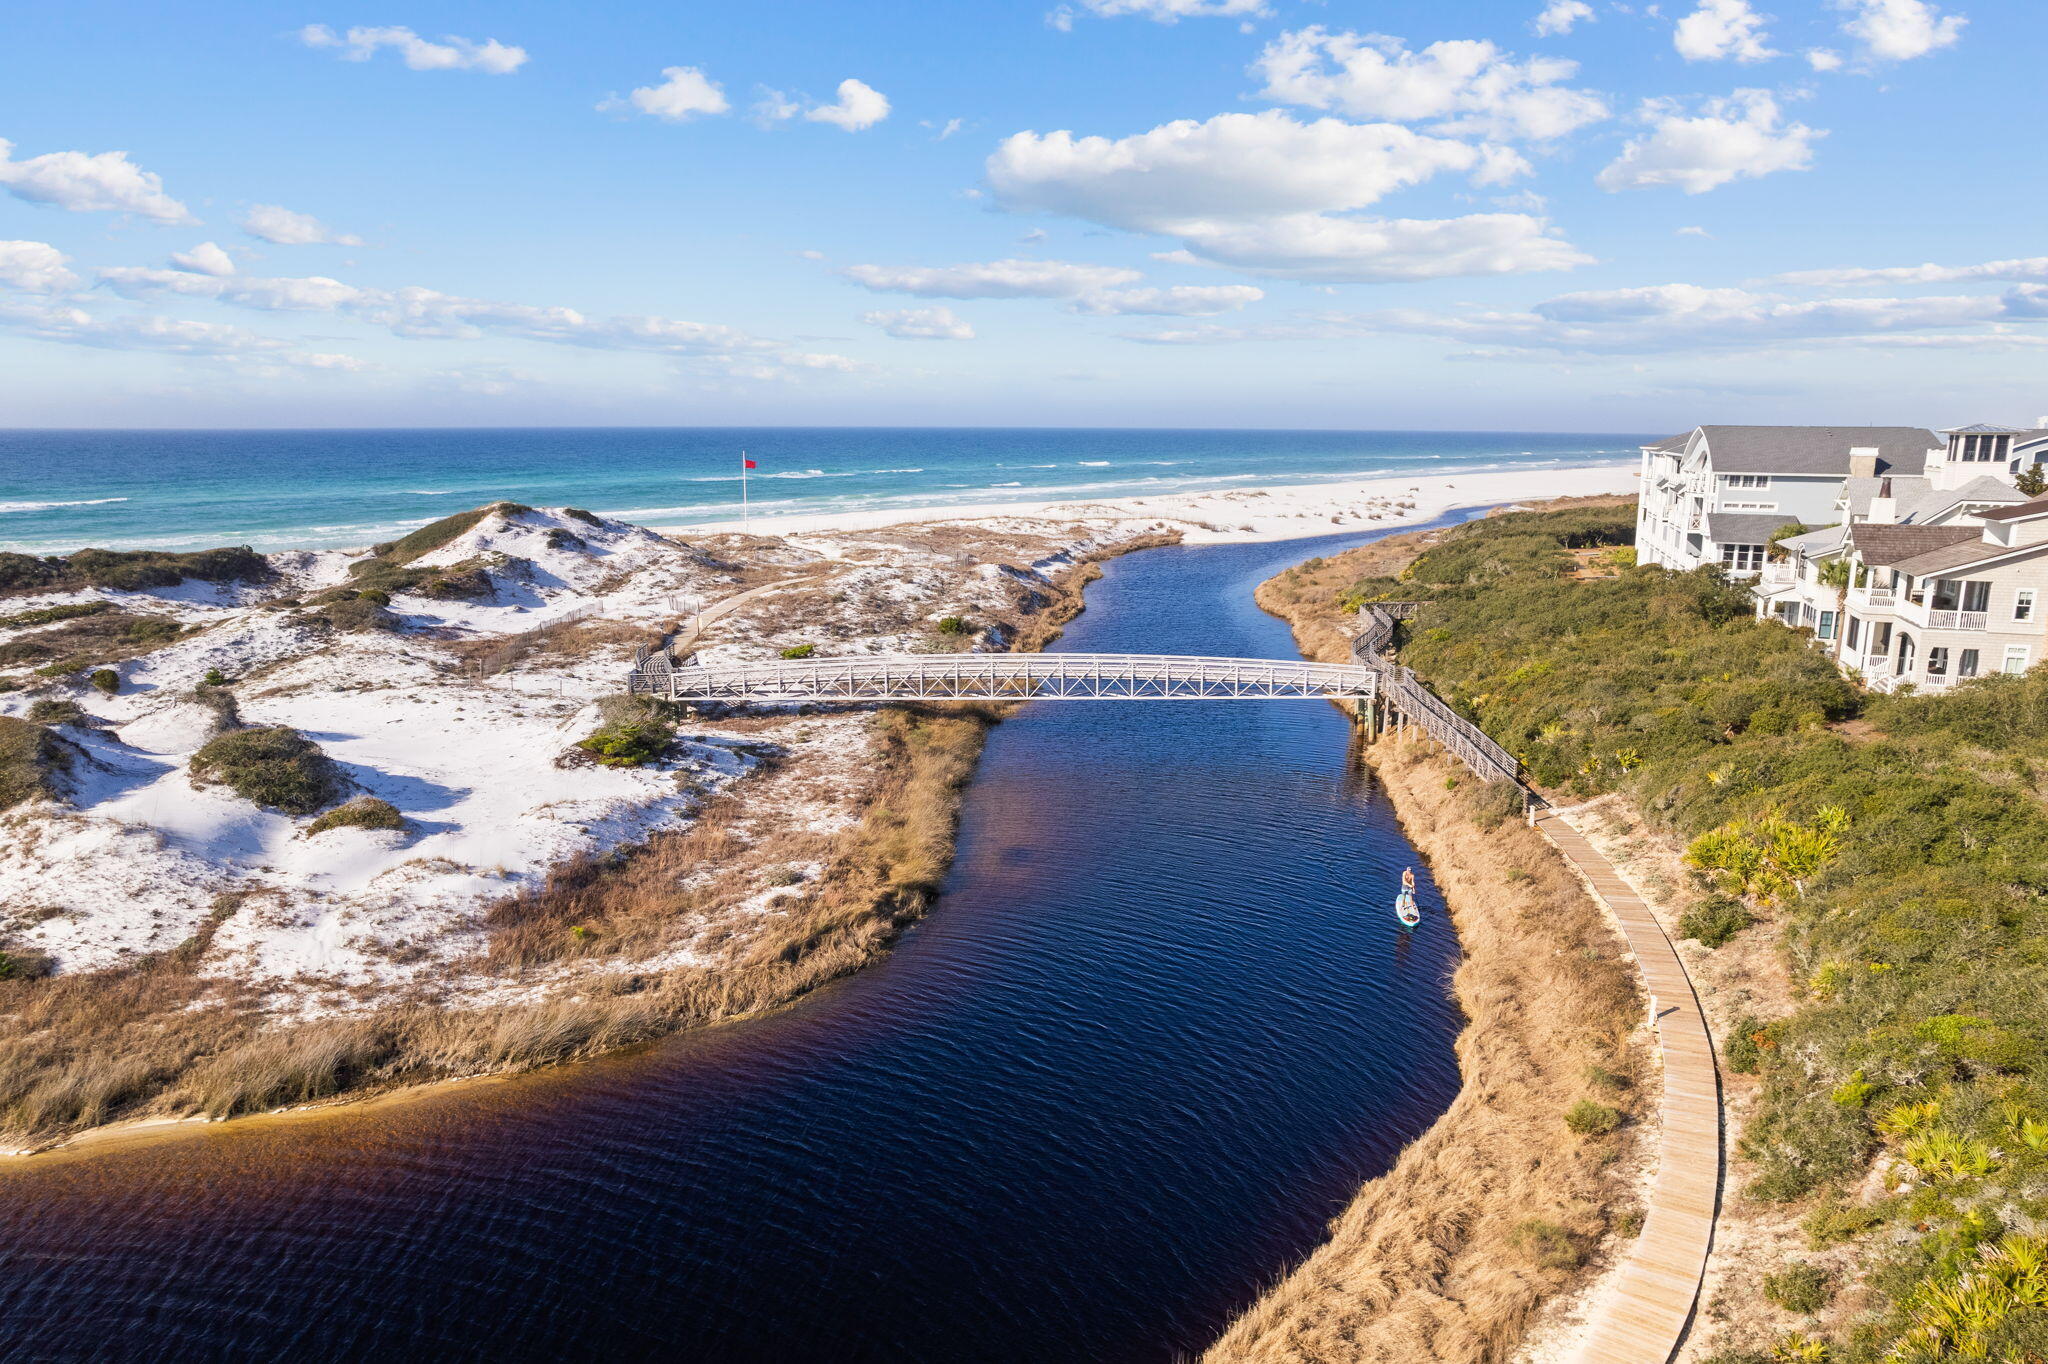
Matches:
[743,458,757,469]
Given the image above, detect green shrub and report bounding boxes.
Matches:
[780,643,817,660]
[0,948,54,980]
[1565,1098,1622,1135]
[89,668,119,695]
[1509,1218,1583,1270]
[202,667,230,687]
[935,615,971,636]
[1679,895,1757,947]
[1764,1261,1834,1314]
[26,699,86,726]
[576,721,671,768]
[0,600,111,629]
[0,714,71,809]
[1725,1015,1769,1074]
[189,725,345,815]
[309,596,398,633]
[368,502,529,567]
[562,507,603,526]
[305,796,406,835]
[1804,1196,1888,1248]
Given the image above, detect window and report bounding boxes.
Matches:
[1720,543,1765,572]
[1721,501,1780,511]
[1723,474,1771,489]
[1963,581,1991,613]
[2005,646,2031,675]
[1846,616,1861,650]
[1897,633,1917,675]
[1818,610,1837,640]
[1928,647,1949,677]
[1960,649,1980,678]
[2017,589,2036,623]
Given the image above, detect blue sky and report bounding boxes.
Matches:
[1,0,2038,430]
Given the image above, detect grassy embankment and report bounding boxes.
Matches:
[0,526,1152,1151]
[1224,502,2048,1363]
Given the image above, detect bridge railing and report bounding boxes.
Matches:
[1351,602,1531,794]
[628,651,1378,702]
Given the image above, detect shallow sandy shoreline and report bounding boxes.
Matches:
[651,464,1638,544]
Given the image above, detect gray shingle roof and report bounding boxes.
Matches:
[1977,496,2048,523]
[1708,512,1806,545]
[1846,523,1981,566]
[1642,432,1692,453]
[1699,425,1939,475]
[1841,474,1930,518]
[1889,538,2025,576]
[1780,525,1848,554]
[1902,475,2028,524]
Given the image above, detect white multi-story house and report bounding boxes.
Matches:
[1637,425,1942,576]
[1752,422,2048,691]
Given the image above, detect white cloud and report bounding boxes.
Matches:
[843,258,1142,298]
[1776,256,2048,288]
[751,89,804,125]
[1532,1,1596,35]
[169,241,236,276]
[1597,90,1820,194]
[1058,0,1271,23]
[987,110,1587,281]
[240,204,363,246]
[805,78,890,132]
[1069,284,1264,315]
[1253,28,1608,141]
[299,24,527,74]
[1806,47,1845,69]
[0,241,77,293]
[605,66,730,121]
[1354,280,2043,354]
[0,299,359,366]
[933,118,964,140]
[1672,0,1780,62]
[1835,0,1965,63]
[0,139,192,223]
[1676,225,1712,236]
[90,265,862,380]
[861,306,976,339]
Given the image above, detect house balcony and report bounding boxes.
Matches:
[1892,597,1990,632]
[1850,587,1897,611]
[1757,561,1796,587]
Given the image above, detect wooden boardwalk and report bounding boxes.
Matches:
[1536,812,1723,1364]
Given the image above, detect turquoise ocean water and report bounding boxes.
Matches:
[0,427,1647,555]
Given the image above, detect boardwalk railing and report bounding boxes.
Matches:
[1351,602,1528,790]
[627,652,1378,702]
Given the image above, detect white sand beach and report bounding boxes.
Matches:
[654,463,1640,544]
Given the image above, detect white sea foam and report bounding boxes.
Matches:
[1077,461,1110,467]
[0,497,130,513]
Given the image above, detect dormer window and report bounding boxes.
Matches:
[1950,432,2014,462]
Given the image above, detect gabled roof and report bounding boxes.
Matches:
[1708,512,1805,545]
[1698,425,1939,476]
[1840,474,1930,518]
[1641,432,1691,453]
[1780,525,1848,555]
[1845,522,1980,566]
[1903,475,2029,525]
[1977,495,2048,523]
[1889,538,2026,576]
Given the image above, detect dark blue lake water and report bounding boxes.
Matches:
[0,526,1467,1363]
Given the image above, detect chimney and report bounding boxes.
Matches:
[1870,476,1898,524]
[1848,447,1879,478]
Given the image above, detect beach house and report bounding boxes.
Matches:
[1751,422,2048,690]
[1636,425,1944,577]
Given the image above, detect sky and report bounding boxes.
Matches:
[1,0,2040,432]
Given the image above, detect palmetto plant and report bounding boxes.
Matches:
[1899,1127,1995,1181]
[1685,809,1845,903]
[1894,1234,2048,1359]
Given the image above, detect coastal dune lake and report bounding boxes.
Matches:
[0,528,1468,1363]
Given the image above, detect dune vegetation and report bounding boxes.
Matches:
[1246,500,2048,1362]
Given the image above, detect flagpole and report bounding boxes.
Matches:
[741,450,749,534]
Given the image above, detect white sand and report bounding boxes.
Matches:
[652,464,1639,545]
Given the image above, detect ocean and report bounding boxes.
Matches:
[0,427,1648,555]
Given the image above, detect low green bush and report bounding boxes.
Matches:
[935,615,971,636]
[1565,1098,1622,1135]
[89,669,119,695]
[780,643,816,659]
[0,600,111,629]
[308,596,398,633]
[1679,895,1756,947]
[26,699,85,726]
[202,668,230,687]
[189,725,345,815]
[306,796,406,835]
[576,721,671,767]
[1763,1261,1834,1314]
[1725,1015,1769,1074]
[0,947,54,980]
[1509,1218,1583,1270]
[0,714,71,809]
